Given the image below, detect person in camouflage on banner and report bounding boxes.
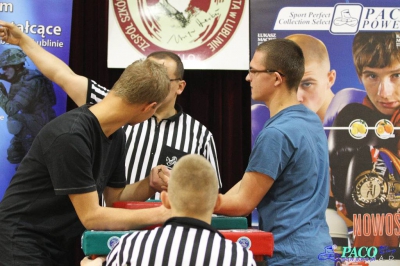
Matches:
[0,48,56,165]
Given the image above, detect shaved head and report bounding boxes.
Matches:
[168,154,219,215]
[286,34,330,71]
[286,34,336,119]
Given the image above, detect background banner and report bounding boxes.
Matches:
[0,0,73,200]
[251,0,400,264]
[107,0,249,70]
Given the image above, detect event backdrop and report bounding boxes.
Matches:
[251,0,400,264]
[0,0,73,200]
[107,0,249,70]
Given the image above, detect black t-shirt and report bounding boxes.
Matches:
[0,105,126,260]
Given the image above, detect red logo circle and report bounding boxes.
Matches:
[112,0,245,60]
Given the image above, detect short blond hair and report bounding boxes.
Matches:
[112,59,170,105]
[286,34,330,71]
[168,154,218,215]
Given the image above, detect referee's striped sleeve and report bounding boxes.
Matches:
[87,80,108,104]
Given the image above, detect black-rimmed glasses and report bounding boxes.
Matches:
[248,69,285,77]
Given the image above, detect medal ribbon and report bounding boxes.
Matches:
[379,147,400,175]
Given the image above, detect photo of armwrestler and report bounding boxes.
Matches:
[329,31,400,251]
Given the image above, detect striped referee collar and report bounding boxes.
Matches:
[164,216,224,238]
[152,104,184,122]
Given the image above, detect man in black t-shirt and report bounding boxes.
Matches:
[0,26,172,265]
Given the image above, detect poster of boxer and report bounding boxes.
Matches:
[0,0,73,200]
[107,0,249,70]
[251,0,400,264]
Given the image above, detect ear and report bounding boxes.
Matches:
[327,69,336,88]
[176,80,186,96]
[142,102,158,112]
[161,190,171,209]
[274,72,283,87]
[213,193,223,213]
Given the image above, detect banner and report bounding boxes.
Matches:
[251,0,400,264]
[0,0,73,200]
[107,0,249,70]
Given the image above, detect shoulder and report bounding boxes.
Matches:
[335,102,377,123]
[323,88,366,126]
[180,112,212,133]
[331,88,366,106]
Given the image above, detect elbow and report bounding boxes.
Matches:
[78,209,105,231]
[81,217,101,231]
[237,205,254,217]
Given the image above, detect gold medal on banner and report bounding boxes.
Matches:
[352,170,387,208]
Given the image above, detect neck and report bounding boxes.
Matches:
[266,88,299,117]
[154,101,177,122]
[88,93,138,137]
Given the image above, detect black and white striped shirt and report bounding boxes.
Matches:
[106,217,257,266]
[87,80,221,197]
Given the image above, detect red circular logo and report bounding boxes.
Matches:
[112,0,245,60]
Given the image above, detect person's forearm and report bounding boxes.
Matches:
[85,206,168,231]
[215,193,254,217]
[18,34,89,106]
[71,191,168,230]
[118,178,156,202]
[102,178,156,208]
[17,33,74,86]
[0,21,87,106]
[224,180,241,196]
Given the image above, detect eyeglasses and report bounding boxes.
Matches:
[169,78,182,82]
[248,69,285,77]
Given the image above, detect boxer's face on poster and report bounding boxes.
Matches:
[360,62,400,116]
[297,60,335,113]
[2,65,15,80]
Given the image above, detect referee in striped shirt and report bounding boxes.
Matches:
[63,51,221,199]
[82,154,256,266]
[7,34,222,199]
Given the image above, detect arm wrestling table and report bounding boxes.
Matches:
[81,201,274,264]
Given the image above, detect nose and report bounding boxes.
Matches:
[297,90,304,102]
[377,77,394,98]
[245,73,251,82]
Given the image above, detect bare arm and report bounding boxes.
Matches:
[69,190,170,231]
[214,171,274,216]
[103,177,157,207]
[81,256,105,266]
[0,20,87,106]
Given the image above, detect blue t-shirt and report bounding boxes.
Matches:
[247,104,332,265]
